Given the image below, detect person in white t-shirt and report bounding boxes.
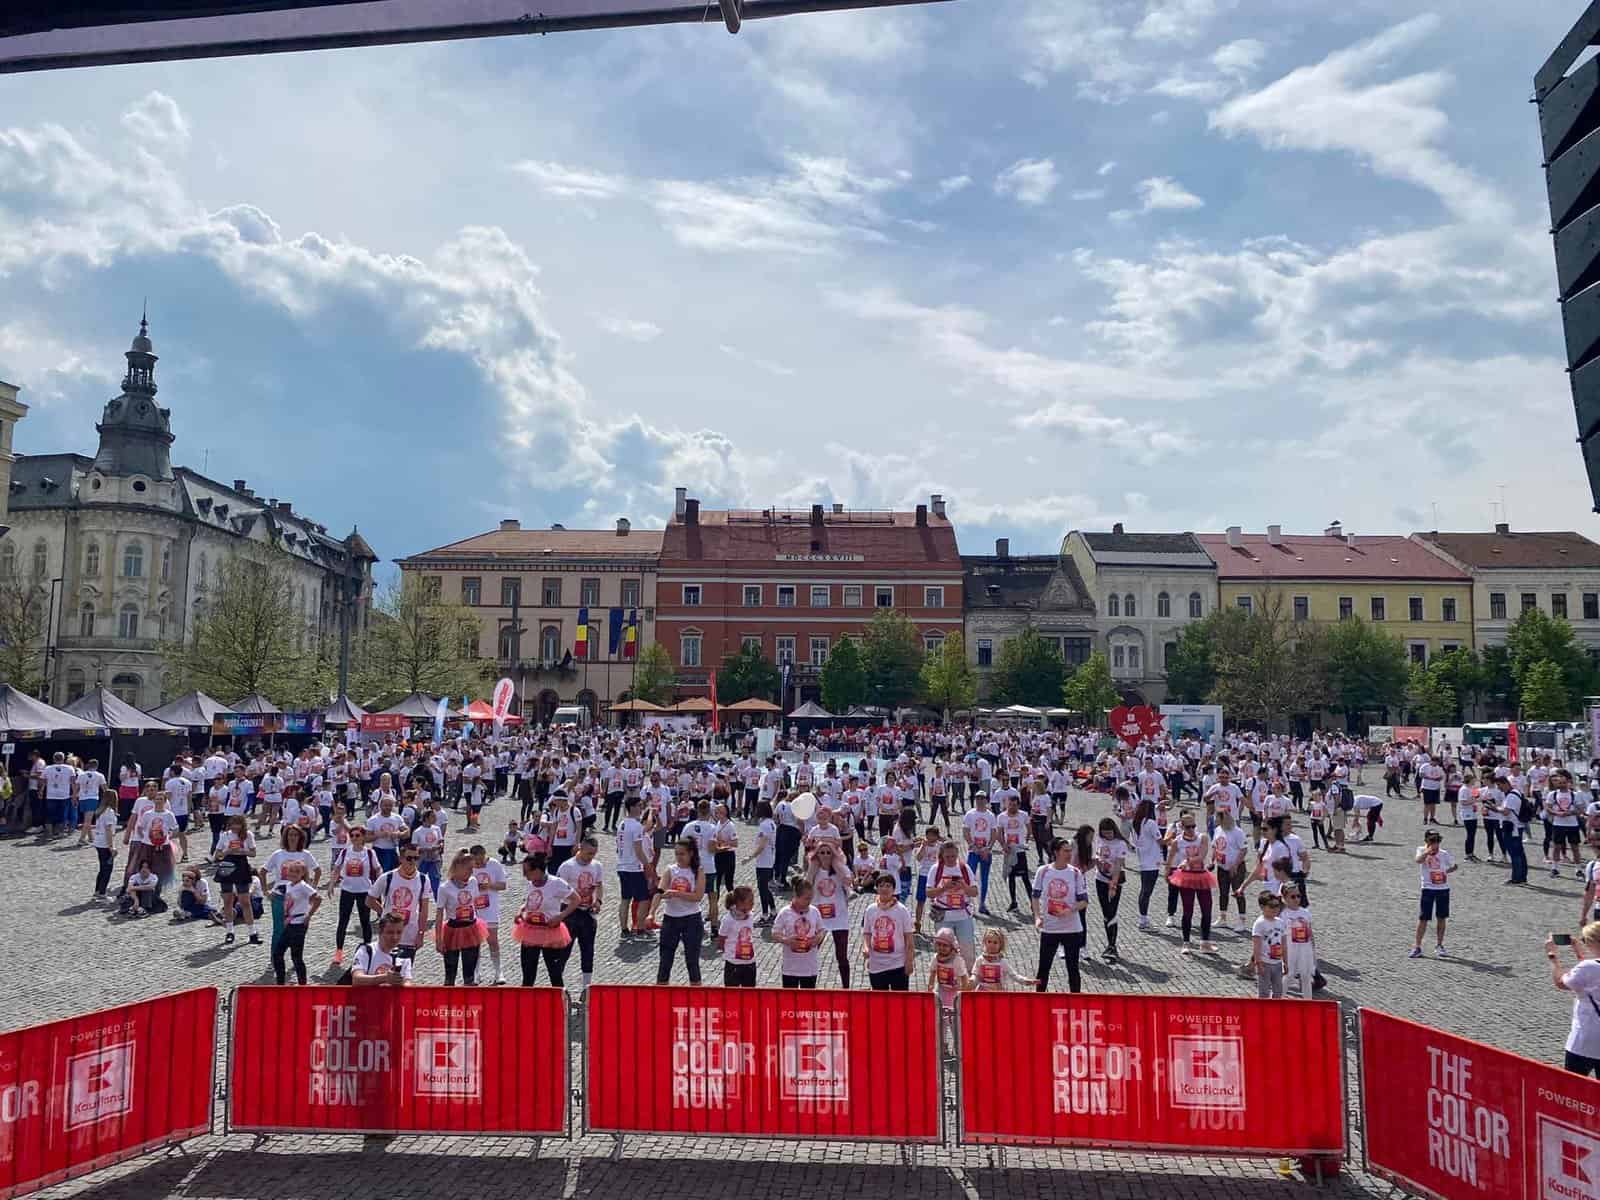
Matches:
[1250,893,1287,999]
[1032,836,1089,992]
[717,884,760,987]
[859,872,915,990]
[1410,830,1457,959]
[351,913,415,985]
[555,836,604,993]
[271,860,321,985]
[1546,921,1600,1077]
[772,877,822,988]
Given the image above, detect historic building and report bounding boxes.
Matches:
[0,377,26,530]
[3,316,376,709]
[656,491,964,705]
[962,537,1097,700]
[397,519,662,723]
[1059,527,1217,705]
[1197,524,1472,666]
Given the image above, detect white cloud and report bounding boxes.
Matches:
[599,316,663,342]
[994,158,1060,206]
[1137,176,1205,211]
[936,174,973,197]
[1151,74,1229,101]
[1071,188,1107,201]
[1212,38,1266,79]
[120,92,190,148]
[512,160,628,200]
[718,343,797,377]
[1098,161,1118,177]
[1135,0,1231,43]
[1209,15,1510,224]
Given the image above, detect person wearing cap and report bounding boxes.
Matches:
[1410,829,1457,959]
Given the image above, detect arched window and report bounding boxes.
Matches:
[31,539,46,578]
[122,542,143,578]
[1107,594,1120,617]
[498,623,516,660]
[0,543,14,577]
[160,544,171,581]
[540,625,560,661]
[85,542,99,575]
[1189,591,1203,619]
[1124,593,1136,617]
[1128,644,1141,670]
[65,669,86,704]
[118,604,139,639]
[110,673,141,705]
[79,604,94,636]
[1157,591,1171,618]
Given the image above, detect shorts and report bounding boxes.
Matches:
[653,828,670,853]
[1419,890,1450,921]
[619,871,649,902]
[1556,825,1581,846]
[176,814,190,832]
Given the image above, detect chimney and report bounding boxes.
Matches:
[1267,524,1282,545]
[915,504,928,527]
[685,498,700,526]
[674,487,687,520]
[267,497,277,509]
[996,537,1010,557]
[832,503,844,514]
[930,493,946,518]
[1324,521,1343,539]
[811,503,824,527]
[499,519,521,532]
[616,517,630,536]
[1112,522,1124,535]
[1226,525,1242,548]
[1495,521,1510,535]
[232,479,246,492]
[276,501,292,515]
[1346,533,1358,549]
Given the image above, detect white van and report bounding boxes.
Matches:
[551,705,591,730]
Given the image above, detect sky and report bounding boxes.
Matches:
[0,0,1595,572]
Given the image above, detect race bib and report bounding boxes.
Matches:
[1291,925,1310,943]
[1429,870,1447,886]
[1268,943,1283,960]
[345,860,364,878]
[474,893,490,908]
[818,902,835,919]
[735,929,754,961]
[871,917,896,954]
[454,903,473,921]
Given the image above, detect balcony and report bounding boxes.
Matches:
[56,635,164,654]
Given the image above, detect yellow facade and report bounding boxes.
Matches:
[1216,580,1474,662]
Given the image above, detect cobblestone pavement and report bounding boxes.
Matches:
[4,765,1591,1199]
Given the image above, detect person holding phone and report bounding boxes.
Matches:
[1410,830,1457,959]
[1546,922,1600,1077]
[351,913,414,985]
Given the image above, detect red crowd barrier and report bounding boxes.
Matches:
[227,985,566,1136]
[958,991,1346,1156]
[1360,1009,1600,1200]
[585,985,941,1142]
[0,988,216,1200]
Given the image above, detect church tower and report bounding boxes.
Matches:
[91,309,174,482]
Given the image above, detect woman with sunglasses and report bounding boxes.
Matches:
[806,841,855,988]
[369,845,433,961]
[1165,809,1216,955]
[331,825,380,965]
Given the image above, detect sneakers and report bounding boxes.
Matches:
[495,971,507,985]
[224,931,235,945]
[248,933,262,945]
[1165,916,1177,929]
[1434,945,1448,958]
[1407,947,1422,959]
[1552,866,1561,878]
[1180,945,1193,956]
[1200,941,1217,954]
[1103,949,1119,963]
[332,948,344,965]
[1137,915,1151,930]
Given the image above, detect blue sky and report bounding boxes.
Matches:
[0,0,1594,571]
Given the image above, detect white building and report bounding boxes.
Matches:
[3,316,375,709]
[1060,527,1218,705]
[0,377,26,531]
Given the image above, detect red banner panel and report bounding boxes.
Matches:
[0,988,216,1200]
[228,985,566,1136]
[958,992,1345,1156]
[585,985,941,1142]
[1361,1008,1600,1200]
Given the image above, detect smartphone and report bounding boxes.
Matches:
[1553,932,1574,946]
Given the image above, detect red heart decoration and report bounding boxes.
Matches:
[1110,705,1164,748]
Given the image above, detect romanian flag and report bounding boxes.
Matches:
[623,610,638,659]
[575,608,589,660]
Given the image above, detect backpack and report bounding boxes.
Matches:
[1514,791,1537,826]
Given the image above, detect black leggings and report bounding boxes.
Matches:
[272,923,308,984]
[335,890,373,950]
[1094,878,1121,951]
[756,866,775,917]
[830,929,851,989]
[521,942,574,986]
[1464,819,1479,857]
[566,909,597,974]
[444,945,480,985]
[1178,886,1213,942]
[94,847,114,895]
[1006,853,1031,909]
[657,914,704,984]
[1214,865,1247,915]
[1037,930,1084,992]
[1137,868,1160,917]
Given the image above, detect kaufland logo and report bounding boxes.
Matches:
[1167,1036,1246,1112]
[779,1032,849,1103]
[414,1030,480,1098]
[1540,1116,1600,1200]
[64,1043,135,1130]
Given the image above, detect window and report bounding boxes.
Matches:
[1586,593,1599,621]
[1157,592,1171,618]
[1113,645,1125,668]
[1236,595,1253,614]
[741,635,762,653]
[461,630,479,659]
[811,585,831,607]
[1370,597,1385,621]
[118,604,139,639]
[809,636,829,666]
[110,673,140,705]
[1107,594,1120,617]
[1442,597,1458,622]
[78,604,94,636]
[1064,637,1092,667]
[116,541,142,579]
[681,632,702,668]
[419,575,441,602]
[777,585,796,607]
[1188,592,1203,619]
[160,544,171,582]
[1409,597,1424,622]
[1293,596,1309,621]
[65,669,85,704]
[540,625,560,661]
[542,577,562,606]
[976,638,993,667]
[1124,594,1136,617]
[1127,644,1141,670]
[1553,592,1569,619]
[843,585,863,607]
[682,584,702,607]
[621,579,641,608]
[776,636,796,665]
[1164,640,1178,667]
[498,623,517,659]
[1408,643,1427,665]
[495,577,517,608]
[875,586,894,608]
[743,585,761,607]
[1521,592,1538,614]
[31,540,45,578]
[924,632,946,655]
[1440,642,1462,655]
[1490,592,1507,620]
[580,578,601,607]
[461,577,481,606]
[925,586,944,608]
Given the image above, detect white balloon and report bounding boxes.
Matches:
[790,791,817,821]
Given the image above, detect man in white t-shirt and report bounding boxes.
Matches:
[42,752,76,838]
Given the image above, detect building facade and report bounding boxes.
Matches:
[1197,525,1472,665]
[656,492,964,704]
[1060,528,1218,705]
[0,378,27,531]
[1412,525,1600,655]
[962,538,1097,700]
[397,519,662,722]
[3,317,376,709]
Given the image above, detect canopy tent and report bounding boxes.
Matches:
[231,692,282,714]
[458,700,497,722]
[377,692,445,720]
[786,701,835,719]
[0,685,108,738]
[149,690,235,729]
[671,697,716,713]
[609,698,667,712]
[722,698,781,713]
[64,689,181,734]
[321,694,368,727]
[999,704,1044,716]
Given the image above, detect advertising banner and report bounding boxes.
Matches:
[586,985,941,1142]
[212,714,278,737]
[1393,725,1430,745]
[0,988,216,1200]
[228,985,566,1136]
[957,992,1345,1156]
[1159,704,1224,743]
[1360,1008,1600,1200]
[359,713,411,733]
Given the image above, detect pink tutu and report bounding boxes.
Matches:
[435,918,487,952]
[1169,868,1214,890]
[511,915,572,949]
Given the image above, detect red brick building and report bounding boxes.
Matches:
[657,491,965,703]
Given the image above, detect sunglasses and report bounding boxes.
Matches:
[401,855,420,862]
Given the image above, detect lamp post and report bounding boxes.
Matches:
[38,574,61,702]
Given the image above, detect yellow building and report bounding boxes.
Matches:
[1196,526,1474,665]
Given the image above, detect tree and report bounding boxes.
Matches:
[1506,609,1596,714]
[631,642,676,707]
[1407,662,1456,726]
[1206,590,1328,726]
[1062,651,1119,725]
[1429,647,1486,721]
[820,635,868,714]
[988,628,1066,706]
[716,644,780,704]
[1520,658,1573,720]
[859,609,924,708]
[1479,644,1516,716]
[0,576,48,697]
[349,575,483,709]
[1164,620,1218,704]
[1321,617,1410,723]
[165,555,331,707]
[919,632,977,719]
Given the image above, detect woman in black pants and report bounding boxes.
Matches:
[753,801,777,921]
[332,827,379,963]
[1129,799,1164,931]
[514,853,580,986]
[1091,818,1128,962]
[1032,837,1089,992]
[657,838,707,985]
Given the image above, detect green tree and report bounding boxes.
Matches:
[859,609,924,707]
[1506,608,1596,713]
[1321,616,1410,723]
[631,642,676,707]
[1206,590,1329,726]
[0,575,48,698]
[1429,647,1485,721]
[1062,651,1120,725]
[1520,658,1573,720]
[919,632,977,719]
[1163,619,1217,705]
[821,634,868,714]
[988,628,1066,706]
[1407,662,1456,726]
[1479,644,1516,715]
[348,574,483,709]
[715,643,780,704]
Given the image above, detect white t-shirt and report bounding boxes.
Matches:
[616,817,646,874]
[353,942,414,981]
[660,865,702,919]
[755,818,777,869]
[1032,864,1086,934]
[136,809,178,852]
[811,870,851,931]
[1564,959,1600,1059]
[518,874,574,928]
[472,859,509,924]
[92,806,118,849]
[718,910,759,966]
[262,848,317,892]
[1132,818,1165,871]
[42,763,74,799]
[556,857,603,911]
[365,813,405,851]
[373,870,434,945]
[1419,848,1454,890]
[861,901,913,974]
[962,808,994,852]
[1282,907,1314,955]
[282,879,319,924]
[335,846,381,893]
[1252,915,1286,963]
[773,904,822,976]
